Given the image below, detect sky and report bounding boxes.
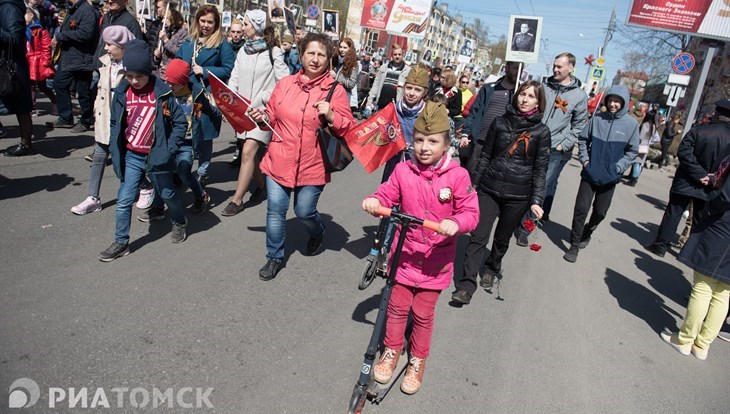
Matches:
[441,0,637,82]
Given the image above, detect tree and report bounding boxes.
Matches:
[615,23,690,76]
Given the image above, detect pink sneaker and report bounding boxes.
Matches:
[71,196,102,215]
[136,188,155,209]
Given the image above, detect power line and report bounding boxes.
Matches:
[528,0,537,15]
[513,0,522,14]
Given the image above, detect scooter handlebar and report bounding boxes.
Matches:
[376,207,441,233]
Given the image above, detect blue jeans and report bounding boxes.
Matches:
[265,176,325,261]
[542,149,572,216]
[114,151,185,244]
[152,143,205,208]
[196,139,213,178]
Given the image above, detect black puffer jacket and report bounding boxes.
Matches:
[670,118,730,200]
[54,0,99,72]
[472,104,551,205]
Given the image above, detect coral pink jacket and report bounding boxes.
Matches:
[371,154,480,290]
[260,71,355,188]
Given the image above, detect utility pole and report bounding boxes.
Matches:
[599,8,616,89]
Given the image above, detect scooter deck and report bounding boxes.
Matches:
[368,352,409,403]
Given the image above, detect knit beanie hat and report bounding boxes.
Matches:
[123,39,154,77]
[245,10,266,35]
[165,59,190,86]
[102,25,135,47]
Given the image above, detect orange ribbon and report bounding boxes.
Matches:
[555,96,569,113]
[509,132,531,157]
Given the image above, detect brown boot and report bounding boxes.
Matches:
[400,356,426,394]
[372,347,401,384]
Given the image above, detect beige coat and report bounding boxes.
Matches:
[94,54,126,145]
[228,45,290,144]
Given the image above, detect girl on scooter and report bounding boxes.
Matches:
[362,101,479,394]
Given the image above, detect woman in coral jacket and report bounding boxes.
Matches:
[25,6,55,115]
[248,32,355,282]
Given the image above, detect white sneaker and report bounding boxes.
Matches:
[136,188,155,209]
[71,196,102,215]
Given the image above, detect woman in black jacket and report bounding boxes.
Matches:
[452,80,551,304]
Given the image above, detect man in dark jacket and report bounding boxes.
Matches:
[564,85,639,262]
[645,99,730,258]
[48,0,100,132]
[460,61,520,172]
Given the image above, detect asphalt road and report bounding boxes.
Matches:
[1,108,728,414]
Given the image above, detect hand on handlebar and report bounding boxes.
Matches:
[362,197,381,216]
[438,219,459,236]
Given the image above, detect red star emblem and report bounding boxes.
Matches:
[584,54,595,66]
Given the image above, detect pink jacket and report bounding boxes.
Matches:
[371,154,479,290]
[260,71,355,187]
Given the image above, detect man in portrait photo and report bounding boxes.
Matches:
[324,11,337,33]
[512,21,535,52]
[460,39,473,56]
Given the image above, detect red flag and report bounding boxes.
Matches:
[208,73,257,133]
[344,103,406,174]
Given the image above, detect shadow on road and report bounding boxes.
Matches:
[610,218,660,247]
[636,193,667,211]
[604,267,683,334]
[538,219,571,251]
[0,173,75,200]
[343,225,378,260]
[33,132,94,159]
[630,248,690,308]
[352,290,382,326]
[245,213,349,260]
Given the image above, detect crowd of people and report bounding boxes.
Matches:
[1,0,729,394]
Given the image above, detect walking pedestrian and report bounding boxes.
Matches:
[563,85,639,263]
[452,80,550,304]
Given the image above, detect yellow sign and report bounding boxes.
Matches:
[596,56,605,67]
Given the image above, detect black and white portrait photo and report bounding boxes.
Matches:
[323,10,338,33]
[511,19,537,52]
[506,15,543,64]
[460,39,473,57]
[268,0,286,23]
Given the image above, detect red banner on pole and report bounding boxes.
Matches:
[344,103,406,174]
[208,73,257,133]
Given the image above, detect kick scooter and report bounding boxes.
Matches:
[347,207,440,414]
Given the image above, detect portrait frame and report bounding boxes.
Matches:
[268,0,287,23]
[505,15,542,64]
[322,9,339,34]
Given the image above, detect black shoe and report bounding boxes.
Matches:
[193,192,210,215]
[578,236,591,249]
[259,259,282,281]
[480,271,497,289]
[249,187,267,204]
[99,241,130,262]
[451,289,471,304]
[305,230,325,256]
[4,144,33,157]
[137,206,165,222]
[221,200,245,216]
[515,231,529,247]
[644,244,666,258]
[563,245,579,263]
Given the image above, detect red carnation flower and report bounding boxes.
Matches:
[523,219,536,233]
[529,243,542,251]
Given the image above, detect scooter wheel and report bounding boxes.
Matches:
[347,383,368,413]
[359,258,378,290]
